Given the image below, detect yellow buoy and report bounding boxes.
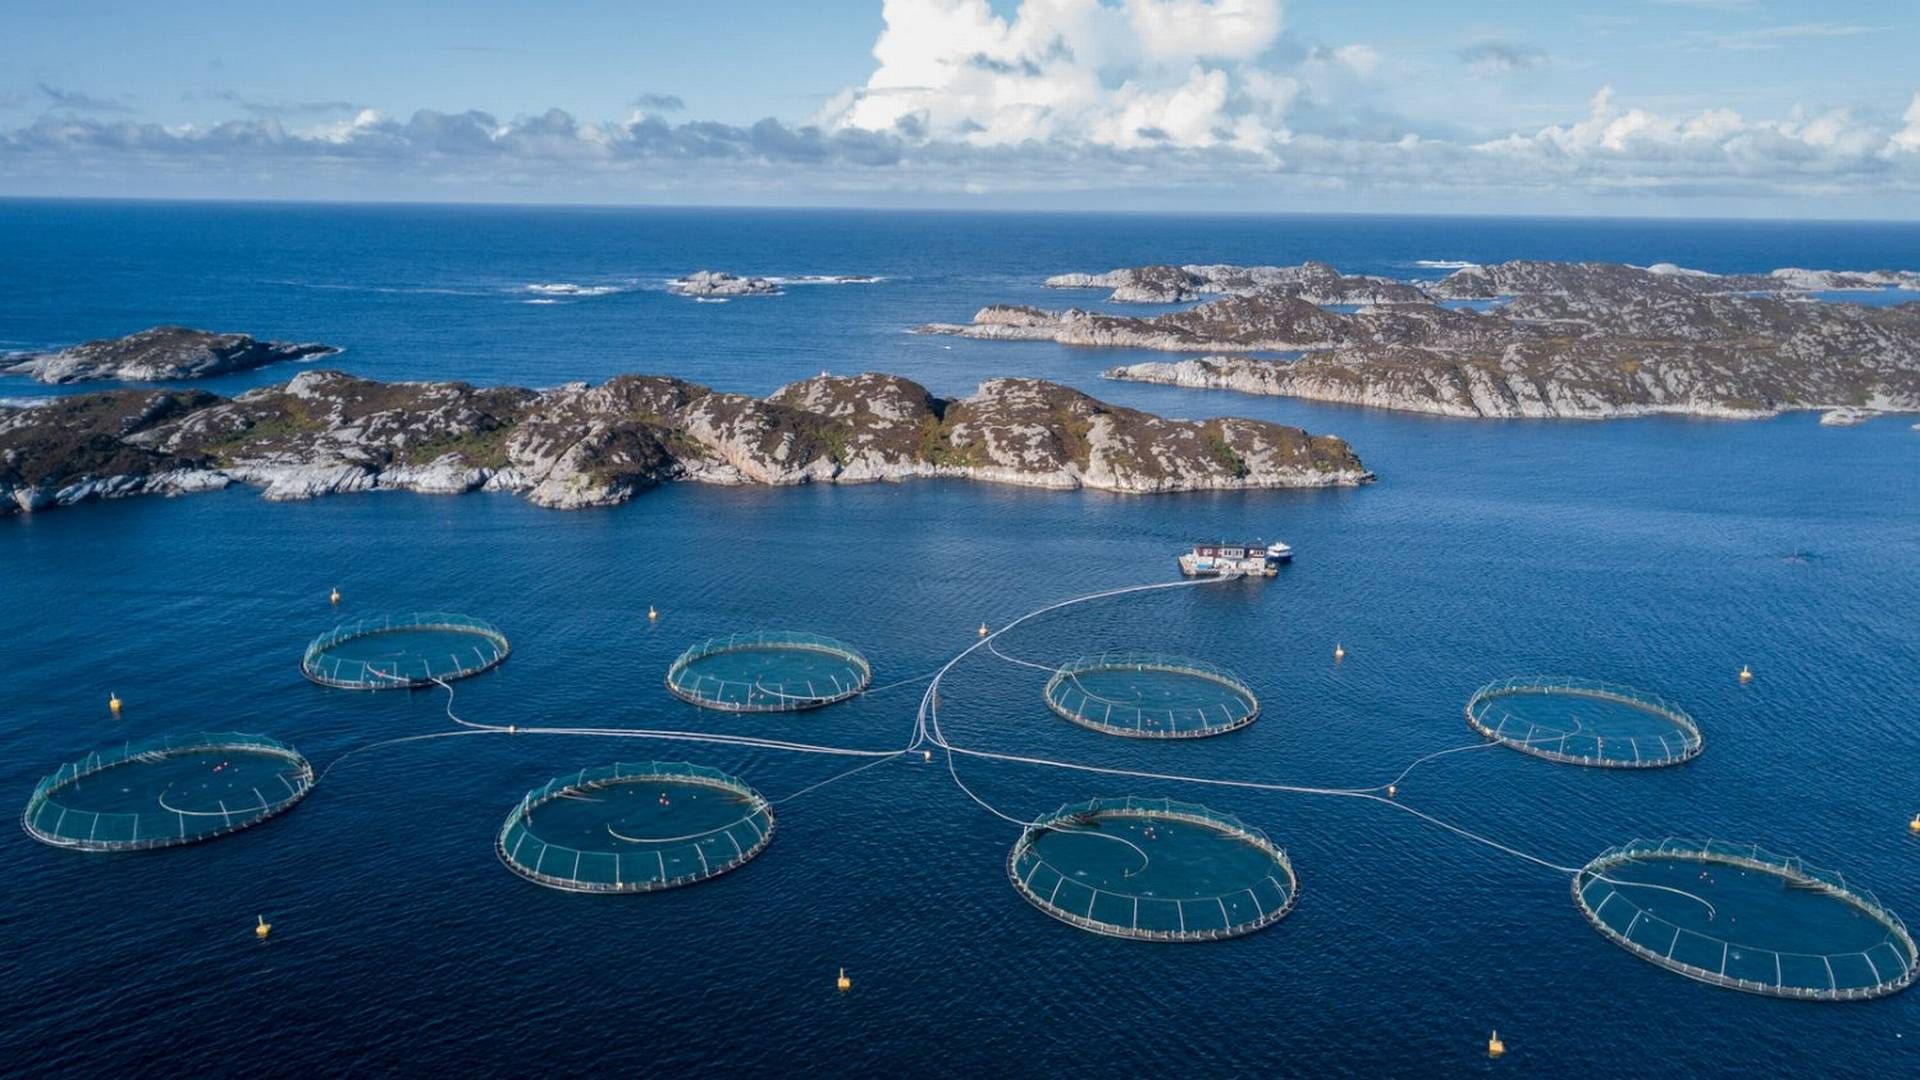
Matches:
[1739,664,1752,683]
[255,915,271,940]
[1909,813,1920,834]
[836,967,851,992]
[648,605,659,621]
[1333,643,1346,661]
[329,586,340,605]
[108,692,122,716]
[1488,1031,1505,1058]
[978,622,990,637]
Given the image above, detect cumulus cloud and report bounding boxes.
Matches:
[1458,41,1547,76]
[1890,94,1920,155]
[1470,85,1910,193]
[2,4,1918,212]
[822,0,1298,154]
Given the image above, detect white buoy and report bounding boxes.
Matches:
[1334,643,1347,662]
[648,605,659,622]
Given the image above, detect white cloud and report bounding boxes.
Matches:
[825,0,1294,153]
[1689,23,1875,51]
[1890,93,1920,155]
[1473,85,1903,186]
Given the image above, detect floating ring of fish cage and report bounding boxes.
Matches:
[300,612,511,690]
[497,761,775,893]
[21,732,315,852]
[1573,838,1918,1001]
[1465,676,1702,767]
[1043,651,1259,739]
[1008,796,1298,941]
[664,631,871,713]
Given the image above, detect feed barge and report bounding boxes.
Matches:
[1178,541,1293,578]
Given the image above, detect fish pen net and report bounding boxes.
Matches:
[22,732,314,852]
[1573,838,1918,1001]
[1043,652,1259,739]
[1008,796,1297,941]
[301,612,510,690]
[497,762,774,893]
[1466,676,1702,767]
[665,631,871,712]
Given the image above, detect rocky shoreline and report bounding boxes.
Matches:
[930,260,1920,421]
[0,370,1372,515]
[3,326,339,384]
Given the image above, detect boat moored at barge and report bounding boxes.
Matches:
[1178,541,1293,577]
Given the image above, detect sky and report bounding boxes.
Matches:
[3,0,1919,216]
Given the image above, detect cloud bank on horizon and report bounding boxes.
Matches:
[4,0,1919,213]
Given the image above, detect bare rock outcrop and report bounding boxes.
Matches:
[1,370,1370,515]
[3,326,340,384]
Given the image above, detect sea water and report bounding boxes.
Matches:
[1,201,1917,1075]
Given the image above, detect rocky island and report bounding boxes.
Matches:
[928,261,1920,421]
[668,270,882,298]
[2,326,340,384]
[0,369,1371,515]
[668,270,784,297]
[1046,261,1427,305]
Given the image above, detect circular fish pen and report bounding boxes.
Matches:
[301,612,510,690]
[497,762,774,893]
[665,631,870,713]
[1043,652,1259,739]
[1466,676,1702,767]
[1008,796,1298,941]
[22,733,314,852]
[1574,838,1918,1001]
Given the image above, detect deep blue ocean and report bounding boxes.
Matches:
[2,201,1917,1077]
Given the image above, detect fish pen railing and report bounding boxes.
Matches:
[1466,676,1702,767]
[1574,837,1918,1000]
[22,732,314,852]
[496,761,775,893]
[665,631,871,712]
[1008,796,1298,941]
[301,611,511,689]
[1043,651,1259,739]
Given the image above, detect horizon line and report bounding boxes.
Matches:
[4,193,1919,227]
